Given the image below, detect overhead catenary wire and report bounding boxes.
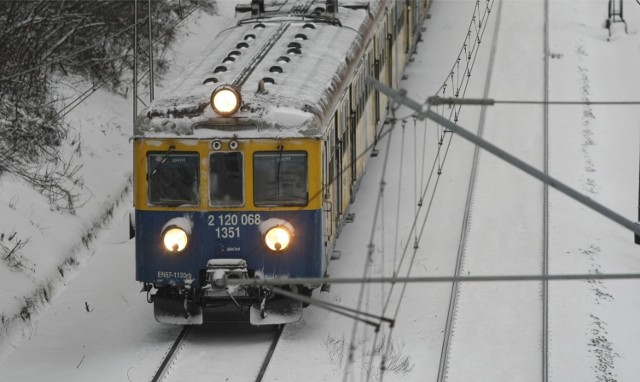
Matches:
[342,107,397,382]
[357,99,456,379]
[370,78,640,237]
[343,2,500,379]
[271,287,393,328]
[335,1,499,379]
[379,3,498,380]
[373,12,640,382]
[385,0,497,314]
[427,96,640,106]
[437,1,503,380]
[224,272,640,288]
[497,100,640,105]
[392,124,408,276]
[358,99,461,380]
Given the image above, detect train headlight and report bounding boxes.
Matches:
[264,226,292,252]
[211,85,241,116]
[163,227,189,252]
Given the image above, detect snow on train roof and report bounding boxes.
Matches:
[135,0,383,139]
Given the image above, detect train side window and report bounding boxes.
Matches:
[148,152,199,206]
[253,151,307,206]
[210,152,244,207]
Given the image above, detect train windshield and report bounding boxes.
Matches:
[253,151,307,206]
[210,152,244,207]
[147,152,199,206]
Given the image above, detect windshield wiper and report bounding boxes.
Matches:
[150,145,176,178]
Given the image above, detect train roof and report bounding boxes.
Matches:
[135,0,384,139]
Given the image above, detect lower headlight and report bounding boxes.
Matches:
[163,227,189,252]
[264,226,292,252]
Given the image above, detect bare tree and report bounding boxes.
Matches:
[0,0,215,212]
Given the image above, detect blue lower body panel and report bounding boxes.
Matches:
[135,210,324,288]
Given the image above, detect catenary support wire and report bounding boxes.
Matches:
[225,272,640,288]
[366,77,640,237]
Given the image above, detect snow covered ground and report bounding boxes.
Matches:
[1,0,640,381]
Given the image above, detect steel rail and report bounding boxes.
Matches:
[255,325,284,382]
[151,326,190,382]
[150,322,284,382]
[436,1,503,381]
[542,0,550,381]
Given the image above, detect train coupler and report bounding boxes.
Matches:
[205,258,249,291]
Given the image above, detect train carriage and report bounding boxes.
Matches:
[133,0,429,325]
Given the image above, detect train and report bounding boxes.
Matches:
[132,0,429,325]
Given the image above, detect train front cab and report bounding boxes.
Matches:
[133,137,324,324]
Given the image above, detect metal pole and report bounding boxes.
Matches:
[609,0,612,19]
[133,0,137,123]
[636,131,640,244]
[365,77,640,237]
[148,0,154,102]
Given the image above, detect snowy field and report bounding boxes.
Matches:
[1,0,640,381]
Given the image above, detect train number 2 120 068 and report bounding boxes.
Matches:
[207,214,261,239]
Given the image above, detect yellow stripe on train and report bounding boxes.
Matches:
[133,137,323,212]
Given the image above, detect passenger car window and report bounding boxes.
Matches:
[254,151,307,206]
[210,152,244,207]
[148,152,199,206]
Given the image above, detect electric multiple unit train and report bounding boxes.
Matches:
[132,0,429,325]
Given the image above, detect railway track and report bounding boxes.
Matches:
[151,327,190,382]
[541,0,550,381]
[151,323,284,382]
[435,0,504,381]
[436,0,551,381]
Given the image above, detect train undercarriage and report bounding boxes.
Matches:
[146,259,311,325]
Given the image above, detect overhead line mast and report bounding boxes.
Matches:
[133,0,155,127]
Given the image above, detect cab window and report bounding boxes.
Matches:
[148,152,199,206]
[254,151,307,206]
[210,152,244,207]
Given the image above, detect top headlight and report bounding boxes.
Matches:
[211,85,241,116]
